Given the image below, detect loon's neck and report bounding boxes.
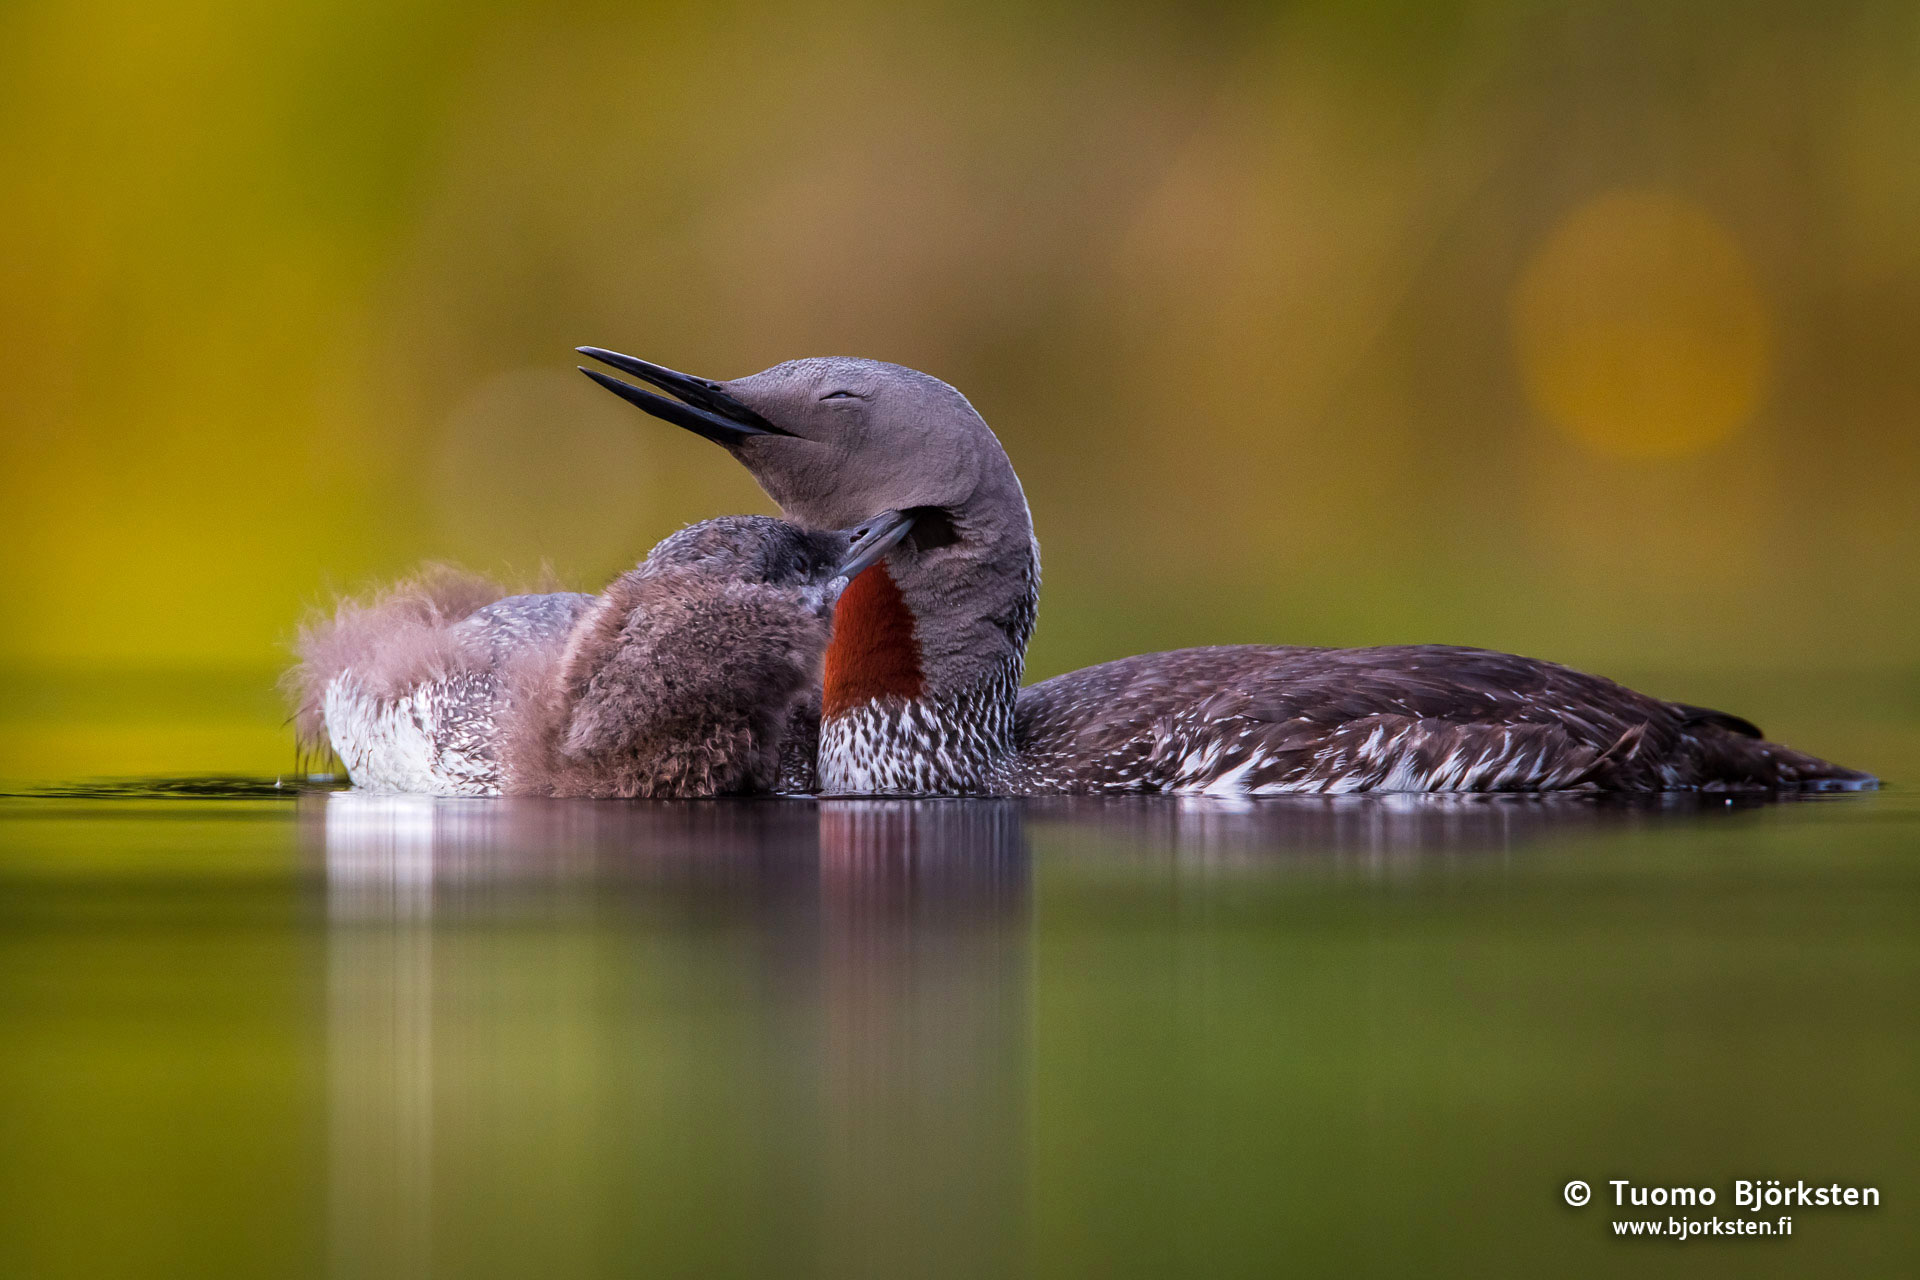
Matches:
[818,542,1037,796]
[822,564,925,718]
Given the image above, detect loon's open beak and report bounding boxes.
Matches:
[576,347,796,445]
[834,509,917,582]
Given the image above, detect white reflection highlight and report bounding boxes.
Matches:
[322,793,436,1280]
[305,794,1034,1280]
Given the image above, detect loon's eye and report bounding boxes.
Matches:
[820,389,860,401]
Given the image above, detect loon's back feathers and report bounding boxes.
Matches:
[1013,645,1875,794]
[1666,702,1765,740]
[458,592,598,663]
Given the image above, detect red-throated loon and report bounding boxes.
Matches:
[289,512,914,797]
[579,347,1877,797]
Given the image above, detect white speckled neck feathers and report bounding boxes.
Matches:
[817,531,1038,796]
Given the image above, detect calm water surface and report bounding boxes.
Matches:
[1,782,1914,1278]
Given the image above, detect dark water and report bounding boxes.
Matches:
[1,783,1914,1278]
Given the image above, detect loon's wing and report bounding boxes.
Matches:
[452,592,596,663]
[322,667,508,796]
[1014,645,1871,793]
[313,591,594,797]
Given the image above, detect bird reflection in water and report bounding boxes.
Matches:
[306,793,1030,1280]
[305,789,1778,1278]
[1021,791,1793,873]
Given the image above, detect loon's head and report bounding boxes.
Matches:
[578,349,1039,717]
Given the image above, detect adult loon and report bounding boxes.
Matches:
[579,348,1876,797]
[290,512,913,797]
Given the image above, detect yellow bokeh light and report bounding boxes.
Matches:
[1511,190,1771,459]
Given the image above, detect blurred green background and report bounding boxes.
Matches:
[2,0,1917,778]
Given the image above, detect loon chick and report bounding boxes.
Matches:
[579,348,1877,796]
[290,512,914,798]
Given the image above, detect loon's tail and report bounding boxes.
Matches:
[1671,704,1879,792]
[1757,743,1879,791]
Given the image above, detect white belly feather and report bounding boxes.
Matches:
[323,672,503,797]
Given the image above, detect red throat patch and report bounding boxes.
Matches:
[823,564,924,718]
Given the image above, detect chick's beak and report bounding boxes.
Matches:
[833,509,917,582]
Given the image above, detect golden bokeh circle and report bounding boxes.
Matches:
[1511,190,1771,459]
